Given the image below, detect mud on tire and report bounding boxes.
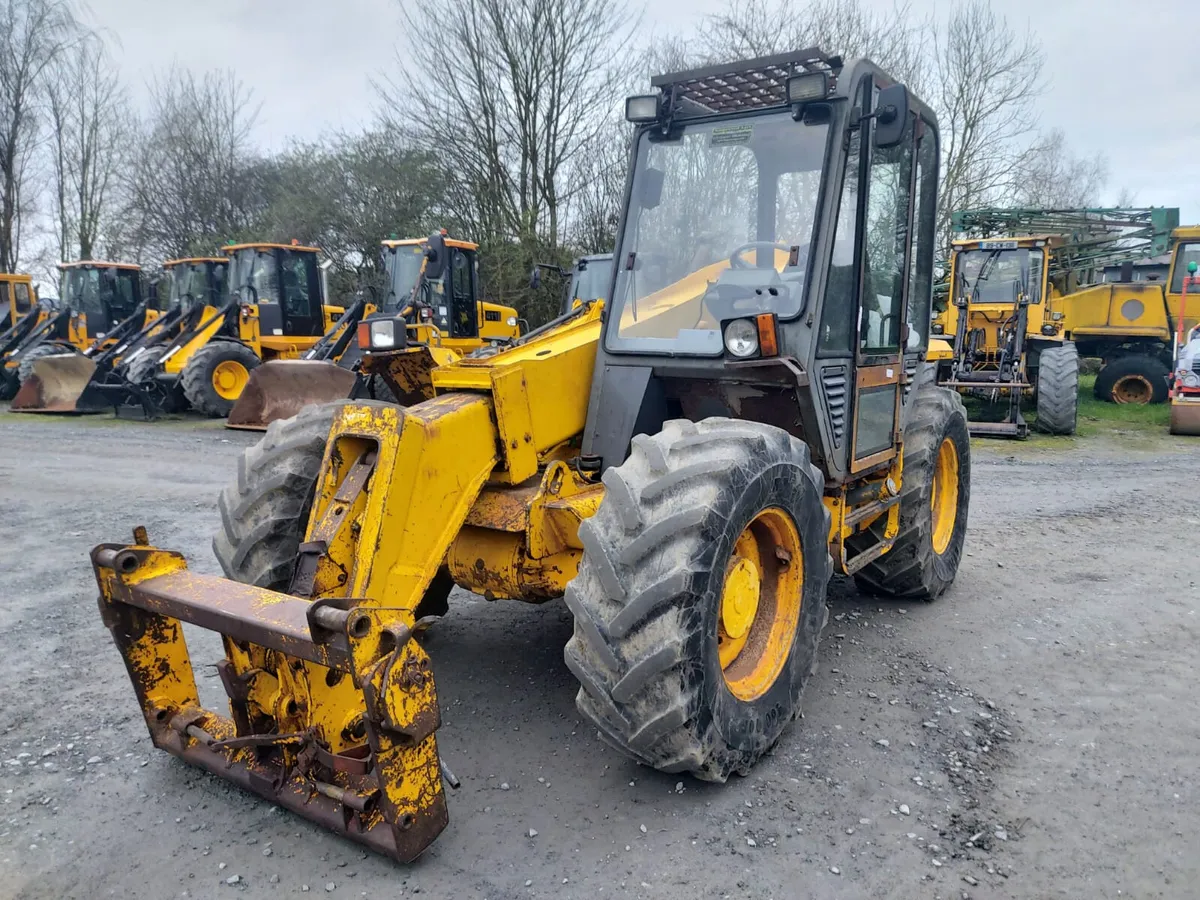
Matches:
[1033,341,1078,435]
[850,385,970,600]
[564,418,832,782]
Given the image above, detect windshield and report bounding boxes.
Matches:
[226,249,278,302]
[571,257,613,305]
[61,267,139,321]
[952,247,1042,306]
[1171,242,1200,294]
[607,111,830,354]
[168,263,222,309]
[383,244,426,313]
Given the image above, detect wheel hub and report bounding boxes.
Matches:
[720,557,760,640]
[213,360,249,400]
[1112,374,1152,405]
[930,437,959,556]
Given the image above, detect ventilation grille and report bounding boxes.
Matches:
[904,356,919,397]
[822,366,849,447]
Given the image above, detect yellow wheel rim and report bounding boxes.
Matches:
[930,437,959,556]
[718,508,804,702]
[1112,374,1152,405]
[212,360,249,400]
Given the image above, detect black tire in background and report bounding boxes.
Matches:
[181,341,261,417]
[564,418,832,782]
[1033,341,1079,435]
[1093,354,1169,404]
[17,343,76,385]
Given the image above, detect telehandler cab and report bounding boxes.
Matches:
[91,49,970,862]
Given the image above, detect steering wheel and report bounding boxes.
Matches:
[729,241,802,270]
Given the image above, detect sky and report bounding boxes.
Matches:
[83,0,1200,223]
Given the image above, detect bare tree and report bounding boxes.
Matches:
[932,0,1044,236]
[124,68,259,260]
[1012,128,1108,208]
[46,33,128,261]
[0,0,76,272]
[390,0,639,250]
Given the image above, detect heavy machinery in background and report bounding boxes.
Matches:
[2,261,150,400]
[95,242,345,418]
[531,252,615,316]
[0,273,44,399]
[11,257,228,414]
[225,235,522,430]
[1169,261,1200,435]
[90,50,970,861]
[934,207,1184,437]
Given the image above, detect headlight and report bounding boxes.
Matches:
[723,319,759,358]
[506,316,517,327]
[625,94,660,123]
[1184,372,1200,388]
[931,323,944,334]
[369,320,397,349]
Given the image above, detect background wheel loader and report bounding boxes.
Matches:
[90,50,970,862]
[531,252,615,317]
[10,257,228,414]
[102,242,345,418]
[2,261,151,401]
[225,235,521,430]
[934,208,1194,437]
[0,273,41,399]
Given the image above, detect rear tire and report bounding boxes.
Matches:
[213,400,454,618]
[564,418,832,782]
[17,343,76,385]
[1093,354,1169,404]
[182,341,261,417]
[1033,342,1078,435]
[851,385,970,601]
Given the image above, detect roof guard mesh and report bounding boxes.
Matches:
[650,48,842,115]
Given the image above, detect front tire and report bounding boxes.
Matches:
[564,418,832,782]
[182,341,261,417]
[1033,341,1079,435]
[851,385,970,600]
[17,343,76,385]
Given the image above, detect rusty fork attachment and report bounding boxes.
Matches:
[92,540,449,862]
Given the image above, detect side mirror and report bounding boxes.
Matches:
[873,83,910,148]
[637,167,665,210]
[529,266,542,290]
[424,232,447,281]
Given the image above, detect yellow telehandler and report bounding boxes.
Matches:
[225,235,521,430]
[0,272,41,399]
[90,50,969,862]
[4,261,153,402]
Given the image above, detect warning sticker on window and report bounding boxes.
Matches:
[710,124,753,146]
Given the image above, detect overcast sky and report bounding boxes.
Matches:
[83,0,1200,222]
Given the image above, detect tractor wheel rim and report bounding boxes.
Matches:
[1112,374,1152,405]
[930,437,959,556]
[213,360,249,400]
[718,507,804,702]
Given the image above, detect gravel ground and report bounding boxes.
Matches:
[0,410,1197,899]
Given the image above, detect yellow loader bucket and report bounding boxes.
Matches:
[11,355,99,413]
[226,360,358,431]
[1169,396,1200,435]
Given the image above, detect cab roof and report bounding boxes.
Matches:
[222,242,321,254]
[164,257,228,267]
[382,237,478,251]
[0,272,33,281]
[1173,226,1200,241]
[58,260,141,271]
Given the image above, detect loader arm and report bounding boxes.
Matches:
[91,303,604,861]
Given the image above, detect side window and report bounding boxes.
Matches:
[860,136,913,354]
[0,282,10,315]
[818,132,861,355]
[449,250,477,338]
[1171,243,1200,294]
[905,123,937,348]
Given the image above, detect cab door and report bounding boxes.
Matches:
[849,84,916,472]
